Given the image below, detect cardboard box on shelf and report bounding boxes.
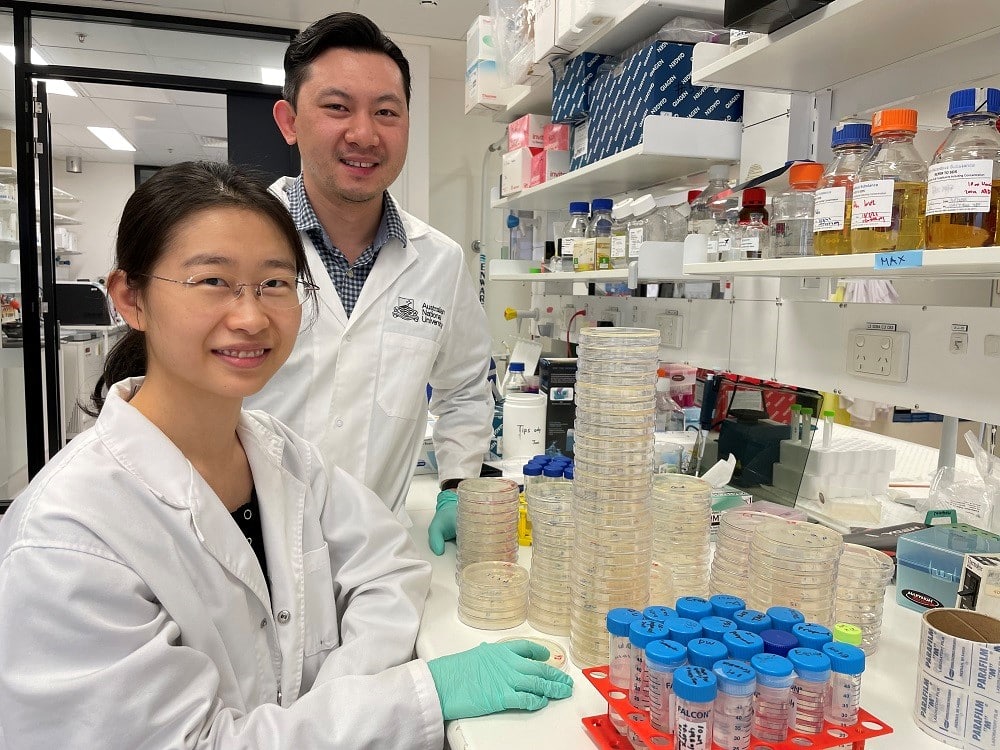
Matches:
[508,113,551,152]
[543,122,571,151]
[529,149,570,187]
[465,59,504,115]
[551,52,614,124]
[501,148,534,196]
[539,357,577,458]
[466,15,495,64]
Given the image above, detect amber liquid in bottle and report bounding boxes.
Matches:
[851,181,927,253]
[925,179,1000,248]
[814,198,854,256]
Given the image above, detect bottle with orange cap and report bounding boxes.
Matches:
[769,162,825,258]
[850,108,928,254]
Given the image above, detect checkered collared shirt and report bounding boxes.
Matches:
[285,175,407,318]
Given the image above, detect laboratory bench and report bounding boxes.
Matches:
[403,473,944,749]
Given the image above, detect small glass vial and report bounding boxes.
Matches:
[699,616,738,642]
[610,198,634,269]
[723,630,765,662]
[766,606,805,633]
[687,638,729,670]
[710,594,746,619]
[822,641,866,726]
[667,617,703,647]
[712,660,756,750]
[676,596,713,622]
[606,608,644,689]
[673,666,717,750]
[739,212,769,259]
[646,639,687,733]
[788,647,832,734]
[760,629,798,657]
[732,609,772,635]
[629,618,672,710]
[750,653,795,742]
[794,622,834,652]
[643,605,678,624]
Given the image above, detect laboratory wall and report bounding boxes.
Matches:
[53,162,135,283]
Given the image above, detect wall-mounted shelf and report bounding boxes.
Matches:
[496,0,725,123]
[685,247,1000,279]
[493,116,740,211]
[55,249,82,256]
[52,213,80,226]
[691,0,1000,120]
[489,258,627,283]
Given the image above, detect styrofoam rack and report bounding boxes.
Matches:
[581,666,893,749]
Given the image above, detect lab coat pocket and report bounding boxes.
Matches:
[377,331,437,419]
[302,544,339,656]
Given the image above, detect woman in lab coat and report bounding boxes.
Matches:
[0,162,571,749]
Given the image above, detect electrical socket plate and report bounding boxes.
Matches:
[657,313,683,348]
[846,328,909,382]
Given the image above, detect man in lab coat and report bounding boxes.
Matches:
[248,12,493,554]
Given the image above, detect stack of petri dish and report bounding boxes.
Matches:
[570,327,658,668]
[649,474,713,602]
[455,478,519,575]
[746,519,844,626]
[457,561,529,629]
[710,510,775,596]
[834,543,895,654]
[526,478,574,635]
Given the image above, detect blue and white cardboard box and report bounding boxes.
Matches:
[587,42,743,163]
[551,52,614,123]
[569,119,590,171]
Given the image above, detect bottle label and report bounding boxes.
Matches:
[814,186,847,231]
[926,158,994,215]
[628,227,644,257]
[675,714,710,750]
[740,235,759,257]
[852,179,894,228]
[611,234,627,259]
[561,237,575,258]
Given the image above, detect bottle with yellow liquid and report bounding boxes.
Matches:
[926,87,1000,249]
[850,109,927,253]
[814,123,873,256]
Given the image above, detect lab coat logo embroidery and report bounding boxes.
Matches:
[421,302,445,329]
[392,296,420,322]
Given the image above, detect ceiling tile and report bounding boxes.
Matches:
[177,105,227,138]
[46,96,109,126]
[76,83,172,103]
[92,99,182,133]
[170,90,227,108]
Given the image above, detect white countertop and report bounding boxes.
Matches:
[403,474,944,749]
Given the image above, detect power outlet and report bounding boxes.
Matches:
[846,329,909,382]
[657,312,683,348]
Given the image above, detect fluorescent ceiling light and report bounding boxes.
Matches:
[260,67,284,86]
[0,46,78,96]
[87,126,136,152]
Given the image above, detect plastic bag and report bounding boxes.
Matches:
[917,463,995,531]
[490,0,535,87]
[656,16,728,44]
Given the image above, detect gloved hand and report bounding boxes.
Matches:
[427,489,458,556]
[427,640,573,720]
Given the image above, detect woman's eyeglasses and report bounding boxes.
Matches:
[141,273,319,310]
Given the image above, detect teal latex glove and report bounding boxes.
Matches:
[428,489,458,556]
[427,640,573,720]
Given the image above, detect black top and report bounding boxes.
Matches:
[230,487,270,590]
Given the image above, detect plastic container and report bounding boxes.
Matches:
[673,665,717,750]
[691,164,738,231]
[723,630,764,661]
[750,653,795,742]
[766,606,805,633]
[822,641,866,726]
[589,198,614,270]
[629,618,672,709]
[606,608,644,688]
[502,392,546,460]
[732,609,772,634]
[710,594,746,619]
[699,616,737,642]
[792,622,833,651]
[787,647,832,734]
[646,639,688,732]
[656,195,689,241]
[611,199,634,269]
[851,108,928,253]
[676,597,713,622]
[712,659,756,750]
[769,162,825,258]
[814,123,874,255]
[926,87,1000,249]
[627,194,666,262]
[560,201,590,272]
[687,638,728,669]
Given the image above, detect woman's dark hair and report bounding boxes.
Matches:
[88,160,312,414]
[282,12,411,107]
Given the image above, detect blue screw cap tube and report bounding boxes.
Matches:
[787,647,832,735]
[723,629,765,661]
[676,596,714,622]
[687,637,729,669]
[713,660,756,750]
[629,619,672,710]
[607,608,643,689]
[760,628,798,657]
[673,666,718,750]
[700,616,738,642]
[709,594,746,619]
[646,639,687,733]
[667,617,704,646]
[643,605,678,623]
[766,606,805,633]
[823,642,866,726]
[792,622,833,651]
[750,653,795,742]
[732,609,772,634]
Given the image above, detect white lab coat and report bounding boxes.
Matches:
[0,378,444,750]
[246,178,494,520]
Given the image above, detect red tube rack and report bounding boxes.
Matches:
[581,666,893,750]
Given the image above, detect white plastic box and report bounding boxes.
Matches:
[534,0,572,64]
[466,15,495,63]
[465,59,503,115]
[501,148,533,196]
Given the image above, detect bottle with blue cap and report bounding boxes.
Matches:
[628,618,672,710]
[709,594,745,619]
[712,659,756,750]
[814,122,874,256]
[667,617,704,646]
[723,629,764,661]
[732,608,772,635]
[645,639,687,733]
[687,638,728,670]
[588,197,614,270]
[643,605,678,623]
[792,622,833,651]
[700,616,738,642]
[606,608,643,689]
[750,652,795,742]
[676,596,713,622]
[787,646,832,734]
[561,201,590,272]
[673,665,717,750]
[759,629,798,657]
[765,606,805,633]
[822,641,866,726]
[926,87,1000,249]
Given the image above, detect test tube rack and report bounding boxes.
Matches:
[581,666,893,749]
